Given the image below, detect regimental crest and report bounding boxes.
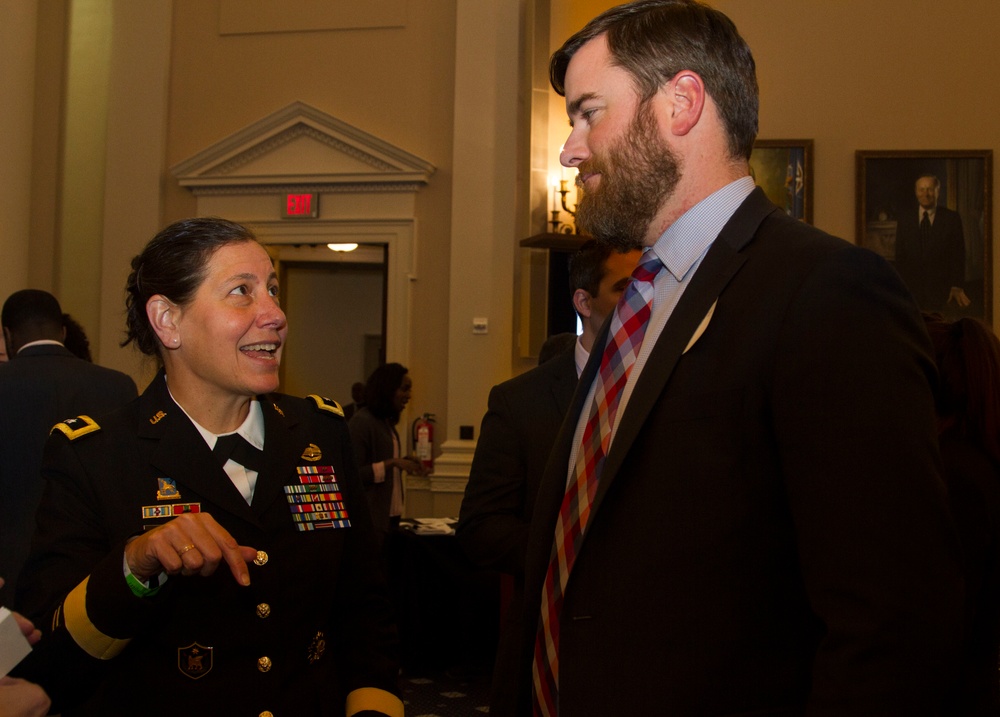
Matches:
[307,394,344,418]
[50,415,100,440]
[301,443,322,462]
[307,631,326,664]
[178,643,213,680]
[156,477,181,500]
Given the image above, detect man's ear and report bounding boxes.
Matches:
[572,288,593,319]
[147,295,180,349]
[664,70,705,137]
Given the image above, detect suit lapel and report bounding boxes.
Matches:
[588,188,778,522]
[549,347,579,416]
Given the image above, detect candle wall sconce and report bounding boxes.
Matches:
[549,178,578,234]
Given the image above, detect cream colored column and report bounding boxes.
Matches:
[412,0,523,517]
[96,0,171,380]
[0,0,38,302]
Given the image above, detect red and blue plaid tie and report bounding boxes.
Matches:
[532,249,664,716]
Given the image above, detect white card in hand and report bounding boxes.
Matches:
[0,606,32,678]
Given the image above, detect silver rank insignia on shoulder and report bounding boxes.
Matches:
[307,394,344,417]
[156,477,180,500]
[50,415,100,440]
[301,443,322,462]
[178,643,213,680]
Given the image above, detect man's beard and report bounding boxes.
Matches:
[574,103,681,251]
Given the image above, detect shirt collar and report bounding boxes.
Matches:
[167,385,265,450]
[17,339,64,354]
[650,176,756,281]
[574,336,589,378]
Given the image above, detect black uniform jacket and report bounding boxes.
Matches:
[15,371,401,717]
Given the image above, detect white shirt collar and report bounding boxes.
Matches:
[574,336,589,378]
[167,384,265,450]
[17,339,64,354]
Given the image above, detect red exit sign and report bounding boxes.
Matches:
[282,193,319,219]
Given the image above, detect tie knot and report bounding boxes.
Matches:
[213,433,265,472]
[631,250,664,284]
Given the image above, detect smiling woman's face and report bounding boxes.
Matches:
[165,240,287,401]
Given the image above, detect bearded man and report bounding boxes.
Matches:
[514,2,964,716]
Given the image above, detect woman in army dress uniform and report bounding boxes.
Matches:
[14,217,402,717]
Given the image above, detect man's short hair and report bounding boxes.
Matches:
[549,0,759,161]
[1,289,63,333]
[568,240,616,299]
[916,173,941,189]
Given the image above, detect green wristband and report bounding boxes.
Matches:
[125,572,161,598]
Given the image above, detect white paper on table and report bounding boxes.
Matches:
[0,606,32,678]
[411,517,457,535]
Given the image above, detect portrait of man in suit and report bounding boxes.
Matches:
[514,2,964,716]
[895,173,971,313]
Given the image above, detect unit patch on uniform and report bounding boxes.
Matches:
[178,643,213,680]
[156,477,181,500]
[285,466,350,531]
[142,503,200,520]
[50,415,100,440]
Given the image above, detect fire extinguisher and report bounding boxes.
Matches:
[411,413,435,472]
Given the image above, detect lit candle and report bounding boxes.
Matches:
[552,185,557,212]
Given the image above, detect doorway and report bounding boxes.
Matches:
[273,243,387,406]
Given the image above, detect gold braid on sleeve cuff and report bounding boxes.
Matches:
[345,687,404,717]
[64,576,131,659]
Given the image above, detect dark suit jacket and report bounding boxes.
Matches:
[514,189,964,716]
[0,344,136,603]
[457,344,577,715]
[348,407,402,535]
[939,430,1000,715]
[894,204,965,311]
[14,372,399,716]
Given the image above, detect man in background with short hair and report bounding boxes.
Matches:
[457,240,639,715]
[0,289,137,604]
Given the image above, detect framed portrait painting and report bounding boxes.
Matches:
[750,139,812,223]
[856,150,992,322]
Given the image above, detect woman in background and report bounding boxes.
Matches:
[925,313,1000,715]
[349,363,427,546]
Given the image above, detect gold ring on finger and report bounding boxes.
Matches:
[178,544,196,556]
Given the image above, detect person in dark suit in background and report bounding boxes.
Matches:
[342,381,366,421]
[457,241,639,715]
[895,173,971,313]
[0,290,137,604]
[516,2,963,715]
[924,313,1000,715]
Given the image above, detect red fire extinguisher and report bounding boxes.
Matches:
[412,413,436,472]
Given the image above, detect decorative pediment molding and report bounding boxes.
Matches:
[170,101,435,193]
